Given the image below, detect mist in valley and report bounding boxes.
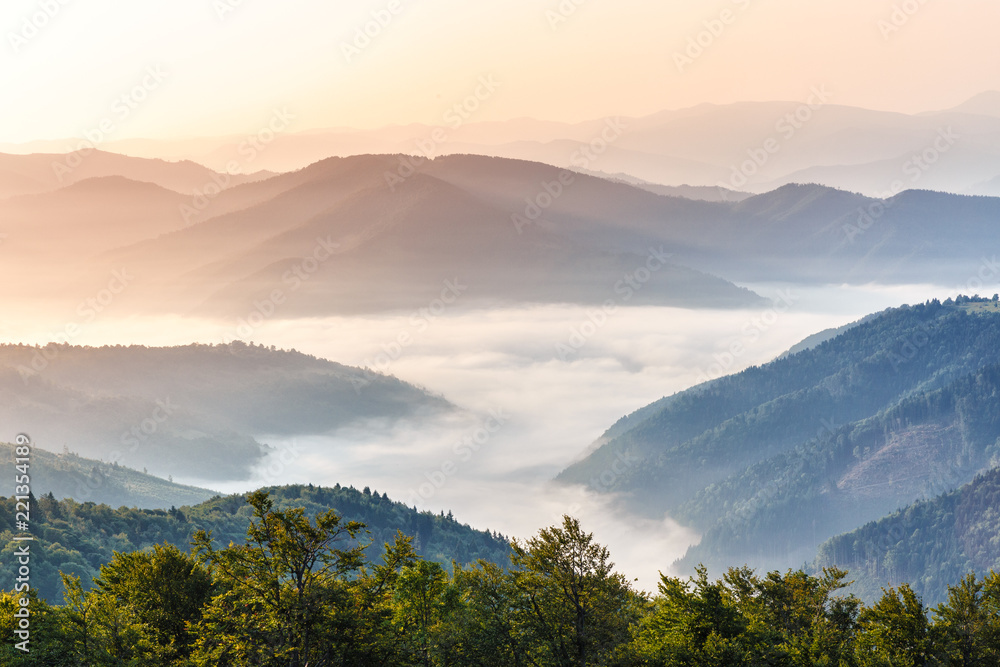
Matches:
[0,281,963,588]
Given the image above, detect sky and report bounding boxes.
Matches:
[2,0,999,144]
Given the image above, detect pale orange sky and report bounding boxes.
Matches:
[2,0,999,144]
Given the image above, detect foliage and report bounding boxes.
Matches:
[0,484,512,602]
[509,516,643,666]
[4,493,1000,666]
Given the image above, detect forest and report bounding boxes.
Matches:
[4,490,1000,666]
[0,484,512,602]
[817,465,1000,606]
[561,298,1000,577]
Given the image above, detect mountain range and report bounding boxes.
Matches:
[4,151,1000,322]
[8,298,1000,607]
[7,92,1000,197]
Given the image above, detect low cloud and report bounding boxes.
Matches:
[1,282,953,588]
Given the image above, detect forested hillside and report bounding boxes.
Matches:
[0,484,510,602]
[0,442,216,509]
[817,467,1000,605]
[0,341,451,479]
[560,297,1000,576]
[5,492,1000,666]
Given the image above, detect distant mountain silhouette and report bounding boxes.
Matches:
[34,93,998,197]
[0,149,269,198]
[1,153,762,315]
[4,153,1000,316]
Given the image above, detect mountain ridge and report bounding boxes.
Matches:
[558,298,1000,579]
[0,341,453,479]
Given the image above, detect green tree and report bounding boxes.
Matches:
[451,560,530,666]
[854,584,929,667]
[510,515,642,667]
[0,588,69,666]
[190,490,365,666]
[93,543,212,664]
[334,532,418,666]
[59,573,155,666]
[931,572,1000,666]
[630,565,747,666]
[724,566,860,666]
[394,559,463,666]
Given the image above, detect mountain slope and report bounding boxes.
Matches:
[0,484,512,602]
[558,298,1000,575]
[0,150,268,198]
[0,177,190,259]
[816,467,1000,605]
[100,155,1000,314]
[98,154,764,314]
[0,441,216,509]
[0,342,452,479]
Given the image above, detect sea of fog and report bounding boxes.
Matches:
[1,282,961,590]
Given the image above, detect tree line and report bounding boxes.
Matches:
[0,484,513,603]
[3,490,1000,665]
